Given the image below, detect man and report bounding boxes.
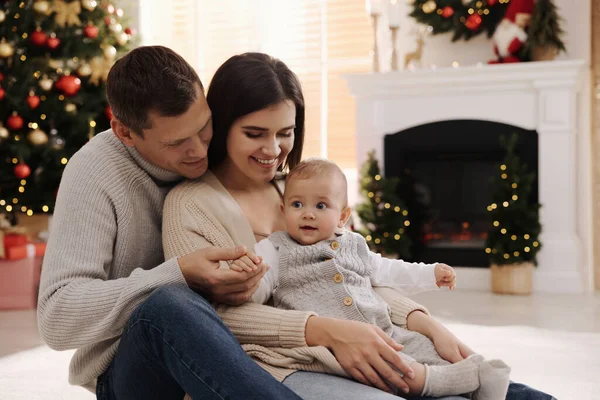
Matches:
[37,46,302,399]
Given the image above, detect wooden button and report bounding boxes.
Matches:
[331,241,340,250]
[333,273,343,283]
[343,296,353,306]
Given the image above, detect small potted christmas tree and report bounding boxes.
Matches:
[526,0,566,61]
[485,134,542,295]
[356,150,411,259]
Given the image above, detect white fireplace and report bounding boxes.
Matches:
[344,60,590,294]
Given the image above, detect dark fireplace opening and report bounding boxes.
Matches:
[384,120,538,267]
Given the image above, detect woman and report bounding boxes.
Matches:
[163,53,554,400]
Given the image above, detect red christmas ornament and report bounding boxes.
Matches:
[124,27,135,36]
[26,94,40,109]
[487,0,498,5]
[7,113,24,130]
[30,30,48,47]
[465,14,483,31]
[14,164,31,179]
[84,24,99,39]
[442,6,454,18]
[0,87,4,100]
[46,36,60,50]
[104,16,112,26]
[55,75,82,96]
[105,105,113,120]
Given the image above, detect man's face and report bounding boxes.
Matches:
[115,87,213,179]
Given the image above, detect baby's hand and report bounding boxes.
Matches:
[435,263,456,290]
[230,250,263,273]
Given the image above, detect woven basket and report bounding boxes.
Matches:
[531,45,558,61]
[490,262,533,295]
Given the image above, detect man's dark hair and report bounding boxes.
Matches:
[106,45,203,136]
[206,52,305,172]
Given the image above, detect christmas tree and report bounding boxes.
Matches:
[356,150,411,259]
[524,0,566,58]
[409,0,510,42]
[0,0,134,217]
[485,133,541,266]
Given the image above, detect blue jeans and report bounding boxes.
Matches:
[96,285,301,400]
[97,284,555,400]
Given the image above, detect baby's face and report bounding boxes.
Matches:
[283,174,347,245]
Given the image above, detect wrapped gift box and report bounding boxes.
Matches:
[0,256,43,310]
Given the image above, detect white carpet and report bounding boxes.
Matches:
[1,321,598,399]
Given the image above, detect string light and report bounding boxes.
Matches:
[524,234,530,239]
[90,121,97,128]
[500,228,507,234]
[6,205,13,212]
[503,254,510,259]
[501,173,508,179]
[394,234,400,240]
[503,201,509,207]
[42,205,49,212]
[533,241,539,247]
[374,238,381,244]
[512,183,518,189]
[12,198,18,204]
[61,158,68,165]
[368,192,374,198]
[11,158,18,164]
[404,221,410,226]
[394,206,400,212]
[511,235,517,240]
[0,200,4,206]
[483,8,490,15]
[20,206,27,212]
[512,195,518,201]
[383,232,389,238]
[485,248,491,254]
[384,203,390,209]
[402,210,408,216]
[524,247,531,252]
[493,221,500,226]
[513,251,520,257]
[40,114,47,120]
[500,165,507,170]
[20,180,26,185]
[26,210,33,216]
[374,175,381,181]
[18,186,25,193]
[366,235,372,241]
[375,197,381,203]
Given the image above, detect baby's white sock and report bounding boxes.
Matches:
[472,357,511,400]
[421,354,480,397]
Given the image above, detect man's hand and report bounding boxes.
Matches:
[177,246,268,305]
[230,250,262,273]
[434,263,456,290]
[305,317,414,394]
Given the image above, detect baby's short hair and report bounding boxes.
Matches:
[285,158,348,206]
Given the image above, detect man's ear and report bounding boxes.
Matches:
[111,119,137,147]
[280,202,285,214]
[338,206,352,228]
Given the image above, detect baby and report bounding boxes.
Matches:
[233,158,510,399]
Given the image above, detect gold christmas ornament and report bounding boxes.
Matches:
[78,62,92,76]
[65,103,77,113]
[48,58,65,69]
[103,45,117,60]
[422,0,437,13]
[39,75,54,91]
[28,128,49,145]
[0,40,14,58]
[33,1,52,15]
[116,32,128,46]
[0,124,9,140]
[109,23,123,33]
[89,56,112,85]
[53,0,82,27]
[81,0,98,12]
[0,10,5,23]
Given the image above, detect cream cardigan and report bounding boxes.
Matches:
[162,170,429,381]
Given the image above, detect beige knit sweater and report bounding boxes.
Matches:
[162,171,430,381]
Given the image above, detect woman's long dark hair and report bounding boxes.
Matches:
[206,53,305,172]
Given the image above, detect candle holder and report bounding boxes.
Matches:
[370,14,380,72]
[390,26,399,71]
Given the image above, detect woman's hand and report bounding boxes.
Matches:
[406,310,474,363]
[305,316,415,394]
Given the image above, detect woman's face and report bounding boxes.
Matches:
[225,100,296,184]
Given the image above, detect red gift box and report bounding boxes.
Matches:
[5,242,47,260]
[3,233,28,248]
[0,256,43,310]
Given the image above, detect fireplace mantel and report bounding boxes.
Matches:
[344,60,590,293]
